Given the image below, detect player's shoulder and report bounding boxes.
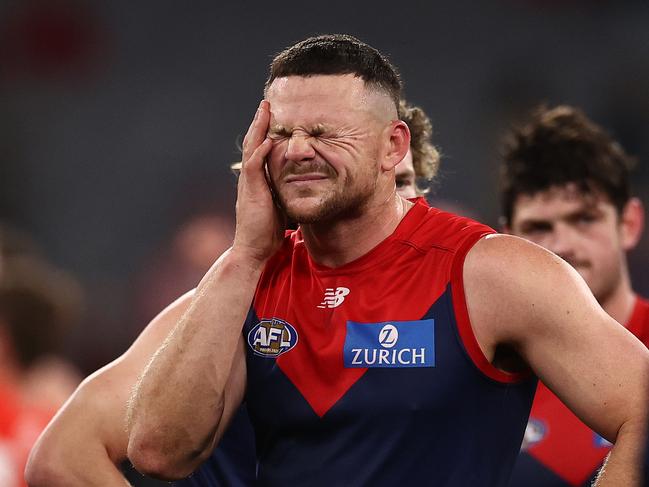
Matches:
[465,233,569,281]
[405,199,494,253]
[462,234,590,330]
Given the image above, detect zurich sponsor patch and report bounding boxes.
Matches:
[344,319,434,368]
[247,318,298,358]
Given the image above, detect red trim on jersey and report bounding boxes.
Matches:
[625,296,649,346]
[450,233,530,383]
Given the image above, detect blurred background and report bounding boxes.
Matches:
[0,0,648,483]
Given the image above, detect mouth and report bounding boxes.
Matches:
[284,173,330,184]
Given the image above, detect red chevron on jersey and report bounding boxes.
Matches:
[254,201,449,417]
[251,199,497,417]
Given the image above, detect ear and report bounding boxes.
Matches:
[381,120,410,172]
[620,197,644,251]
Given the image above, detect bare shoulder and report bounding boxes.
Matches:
[463,233,587,306]
[462,234,600,357]
[465,233,567,278]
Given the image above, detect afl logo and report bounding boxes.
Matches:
[379,324,399,348]
[521,418,546,451]
[247,318,298,358]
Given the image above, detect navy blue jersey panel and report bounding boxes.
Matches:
[246,287,536,486]
[508,453,571,487]
[172,405,256,487]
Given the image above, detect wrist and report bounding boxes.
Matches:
[227,245,272,271]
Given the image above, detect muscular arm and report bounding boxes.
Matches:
[25,292,194,487]
[464,234,649,486]
[126,100,282,480]
[125,251,258,479]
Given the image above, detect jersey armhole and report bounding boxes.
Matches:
[450,232,532,384]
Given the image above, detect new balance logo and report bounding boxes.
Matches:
[317,287,350,308]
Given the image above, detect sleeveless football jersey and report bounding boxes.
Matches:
[509,296,649,487]
[243,199,537,486]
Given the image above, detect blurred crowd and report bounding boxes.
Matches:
[0,211,234,486]
[0,224,82,485]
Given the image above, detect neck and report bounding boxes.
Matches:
[300,193,413,268]
[599,265,636,326]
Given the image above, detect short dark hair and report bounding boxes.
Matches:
[500,105,635,225]
[398,99,440,193]
[266,34,402,110]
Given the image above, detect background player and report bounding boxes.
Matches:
[394,99,439,198]
[501,105,649,487]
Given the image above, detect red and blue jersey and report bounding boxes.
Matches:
[243,199,536,485]
[509,296,649,487]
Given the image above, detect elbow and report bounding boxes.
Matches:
[127,430,209,481]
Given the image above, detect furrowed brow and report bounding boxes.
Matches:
[269,123,330,137]
[268,125,292,137]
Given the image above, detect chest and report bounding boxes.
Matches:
[244,249,477,427]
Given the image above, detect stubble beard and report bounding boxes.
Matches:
[273,172,378,225]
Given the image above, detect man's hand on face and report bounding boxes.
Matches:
[232,100,286,264]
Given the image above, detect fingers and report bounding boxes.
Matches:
[243,137,272,175]
[242,100,271,163]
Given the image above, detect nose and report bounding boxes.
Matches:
[546,223,577,262]
[285,134,316,163]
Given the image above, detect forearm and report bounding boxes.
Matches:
[594,419,646,486]
[127,248,264,478]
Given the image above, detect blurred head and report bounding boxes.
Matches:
[0,254,82,371]
[501,105,643,302]
[395,100,440,198]
[263,34,410,224]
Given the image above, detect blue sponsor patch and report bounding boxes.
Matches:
[344,319,435,368]
[247,318,298,358]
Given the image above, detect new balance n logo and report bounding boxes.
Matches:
[317,287,350,308]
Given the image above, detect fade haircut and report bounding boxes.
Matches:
[399,99,440,193]
[500,105,635,225]
[265,34,402,111]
